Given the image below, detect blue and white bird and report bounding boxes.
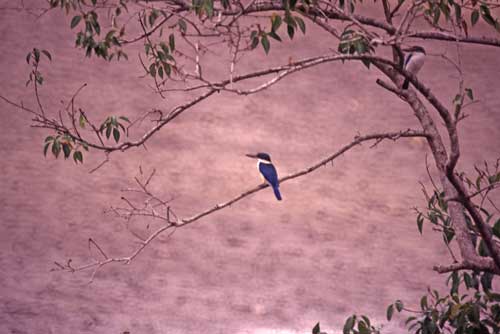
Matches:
[402,46,426,90]
[246,152,282,201]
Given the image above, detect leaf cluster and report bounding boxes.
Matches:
[416,160,500,259]
[43,134,86,164]
[25,48,52,87]
[423,0,500,34]
[98,115,130,143]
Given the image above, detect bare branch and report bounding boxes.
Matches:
[88,238,109,260]
[410,31,500,48]
[55,129,428,280]
[178,129,428,226]
[434,260,500,274]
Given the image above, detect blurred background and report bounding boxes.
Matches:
[0,1,499,333]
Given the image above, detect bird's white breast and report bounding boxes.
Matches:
[406,53,425,75]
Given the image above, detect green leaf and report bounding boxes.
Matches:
[111,36,120,47]
[52,140,61,158]
[471,9,479,26]
[157,51,166,62]
[454,4,461,23]
[93,19,101,35]
[149,9,158,27]
[443,227,455,244]
[119,116,131,123]
[271,14,282,32]
[105,125,112,139]
[203,0,214,17]
[481,272,493,292]
[33,48,40,63]
[420,296,428,310]
[79,113,86,128]
[43,142,51,156]
[149,63,156,77]
[480,4,497,28]
[450,271,460,294]
[158,42,168,55]
[493,219,500,238]
[465,88,474,100]
[71,15,82,29]
[105,30,115,41]
[73,150,83,163]
[178,19,187,33]
[62,142,71,159]
[478,239,490,257]
[261,34,270,54]
[343,315,356,334]
[287,24,295,39]
[164,63,171,77]
[169,34,175,51]
[395,300,404,312]
[113,128,120,143]
[433,6,441,25]
[357,321,370,334]
[41,50,52,61]
[463,272,472,289]
[117,122,126,132]
[295,16,306,34]
[439,2,450,20]
[360,59,370,69]
[268,31,282,42]
[251,36,259,49]
[417,213,424,234]
[312,322,320,334]
[45,135,54,143]
[387,304,394,321]
[35,72,44,85]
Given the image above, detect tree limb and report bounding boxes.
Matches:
[55,129,428,280]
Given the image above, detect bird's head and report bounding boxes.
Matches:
[246,152,272,162]
[405,45,426,54]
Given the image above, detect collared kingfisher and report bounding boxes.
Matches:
[402,46,426,89]
[246,152,282,201]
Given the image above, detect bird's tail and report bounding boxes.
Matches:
[402,78,410,89]
[273,186,282,201]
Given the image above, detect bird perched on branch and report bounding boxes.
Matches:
[402,46,426,90]
[246,152,282,201]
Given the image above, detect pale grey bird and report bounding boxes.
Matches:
[402,46,426,89]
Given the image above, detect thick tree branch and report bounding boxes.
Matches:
[409,31,500,48]
[376,72,500,275]
[434,260,500,274]
[447,171,500,270]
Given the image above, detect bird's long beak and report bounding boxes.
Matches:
[245,153,258,159]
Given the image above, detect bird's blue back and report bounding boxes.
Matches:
[259,162,279,187]
[404,53,413,67]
